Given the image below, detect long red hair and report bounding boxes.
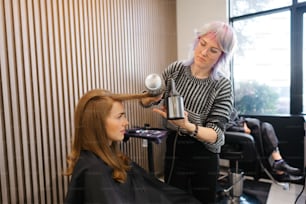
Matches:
[64,89,149,183]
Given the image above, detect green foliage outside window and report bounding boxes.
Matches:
[234,81,279,114]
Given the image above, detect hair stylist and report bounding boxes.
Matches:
[140,21,237,203]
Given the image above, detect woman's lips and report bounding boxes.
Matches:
[197,56,207,63]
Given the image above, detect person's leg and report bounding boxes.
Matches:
[190,144,219,204]
[245,118,265,157]
[260,122,279,157]
[164,133,193,192]
[165,134,219,203]
[261,122,303,178]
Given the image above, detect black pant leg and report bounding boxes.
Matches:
[164,133,219,204]
[261,122,279,156]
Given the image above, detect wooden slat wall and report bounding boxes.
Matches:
[0,0,177,203]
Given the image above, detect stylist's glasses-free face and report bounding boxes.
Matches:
[105,101,129,145]
[194,34,222,69]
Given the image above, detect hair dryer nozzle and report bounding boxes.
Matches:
[145,74,164,96]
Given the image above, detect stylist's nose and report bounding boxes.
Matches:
[201,47,209,56]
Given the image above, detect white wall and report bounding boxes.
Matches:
[176,0,228,60]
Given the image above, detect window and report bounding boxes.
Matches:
[230,0,291,17]
[229,0,305,115]
[232,12,290,114]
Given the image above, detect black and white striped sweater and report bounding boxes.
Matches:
[162,61,233,153]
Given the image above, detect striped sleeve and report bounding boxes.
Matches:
[161,61,233,153]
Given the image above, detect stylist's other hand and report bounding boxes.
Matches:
[153,107,191,130]
[152,106,167,118]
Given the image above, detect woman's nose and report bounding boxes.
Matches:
[124,119,129,126]
[201,47,209,56]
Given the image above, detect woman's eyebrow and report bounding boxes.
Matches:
[201,39,220,49]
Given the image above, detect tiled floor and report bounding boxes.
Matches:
[267,180,306,204]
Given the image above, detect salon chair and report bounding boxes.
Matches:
[219,131,258,202]
[219,130,289,202]
[221,131,262,178]
[221,131,258,171]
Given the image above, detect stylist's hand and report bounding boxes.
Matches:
[153,106,191,130]
[140,93,163,106]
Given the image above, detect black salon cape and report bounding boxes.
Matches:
[64,150,200,204]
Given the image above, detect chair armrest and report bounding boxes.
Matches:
[221,131,257,162]
[224,131,255,144]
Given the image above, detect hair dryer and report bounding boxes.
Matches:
[166,78,184,120]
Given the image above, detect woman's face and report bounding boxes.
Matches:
[105,101,129,145]
[193,33,222,70]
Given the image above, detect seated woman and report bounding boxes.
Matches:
[63,89,200,204]
[226,108,304,183]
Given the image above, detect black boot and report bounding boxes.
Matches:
[272,160,303,176]
[274,173,304,184]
